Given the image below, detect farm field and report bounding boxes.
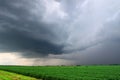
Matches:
[0,70,38,80]
[0,65,120,80]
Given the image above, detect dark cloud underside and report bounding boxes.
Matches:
[0,0,64,57]
[0,27,63,57]
[0,0,120,65]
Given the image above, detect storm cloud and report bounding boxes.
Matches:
[0,0,68,57]
[0,0,120,65]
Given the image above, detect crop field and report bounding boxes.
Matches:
[0,65,120,80]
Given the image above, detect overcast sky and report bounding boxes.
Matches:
[0,0,120,65]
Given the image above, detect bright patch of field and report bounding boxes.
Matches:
[0,65,120,80]
[0,70,38,80]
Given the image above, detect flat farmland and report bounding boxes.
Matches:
[0,65,120,80]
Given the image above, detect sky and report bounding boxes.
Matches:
[0,0,120,65]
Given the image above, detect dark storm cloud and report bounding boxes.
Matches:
[0,27,63,57]
[0,0,65,57]
[1,0,120,65]
[0,0,87,59]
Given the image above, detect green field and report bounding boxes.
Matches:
[0,70,38,80]
[0,65,120,80]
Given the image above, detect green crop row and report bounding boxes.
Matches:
[0,65,120,80]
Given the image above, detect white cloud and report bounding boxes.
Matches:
[41,0,68,23]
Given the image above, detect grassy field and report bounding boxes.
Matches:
[0,70,38,80]
[0,65,120,80]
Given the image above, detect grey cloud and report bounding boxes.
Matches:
[51,3,120,65]
[100,11,120,41]
[0,26,63,57]
[1,0,120,65]
[0,0,67,58]
[52,41,120,65]
[75,41,120,65]
[0,0,88,58]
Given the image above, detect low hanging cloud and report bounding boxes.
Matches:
[0,0,68,57]
[0,27,64,57]
[0,0,120,65]
[0,0,85,58]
